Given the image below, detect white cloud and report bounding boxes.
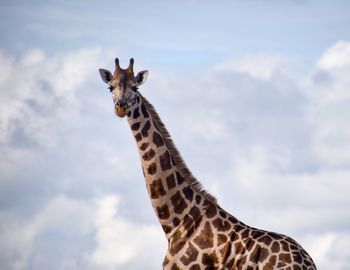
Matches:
[0,194,165,270]
[0,47,102,149]
[182,108,229,141]
[21,49,46,66]
[305,41,350,166]
[0,195,95,270]
[303,232,350,270]
[213,55,290,80]
[0,212,38,270]
[316,41,350,71]
[85,195,166,270]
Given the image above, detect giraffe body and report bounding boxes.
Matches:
[99,58,317,270]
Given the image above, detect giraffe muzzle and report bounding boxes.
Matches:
[115,100,128,118]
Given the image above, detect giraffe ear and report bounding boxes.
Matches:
[136,70,149,85]
[99,69,113,83]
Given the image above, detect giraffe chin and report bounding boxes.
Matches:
[115,106,128,118]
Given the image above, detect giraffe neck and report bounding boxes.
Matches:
[126,93,216,237]
[124,94,316,270]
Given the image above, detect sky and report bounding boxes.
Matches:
[0,0,350,269]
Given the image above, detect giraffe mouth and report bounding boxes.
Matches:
[115,104,128,118]
[114,96,138,118]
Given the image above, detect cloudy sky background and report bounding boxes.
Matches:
[1,0,350,269]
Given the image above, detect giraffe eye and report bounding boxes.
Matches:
[108,85,114,92]
[131,86,138,92]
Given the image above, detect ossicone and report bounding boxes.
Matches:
[115,58,120,70]
[128,58,134,74]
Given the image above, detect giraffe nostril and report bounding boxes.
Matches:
[116,100,127,108]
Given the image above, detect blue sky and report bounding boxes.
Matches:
[1,1,350,269]
[2,0,350,69]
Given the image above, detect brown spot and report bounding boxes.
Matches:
[139,142,149,151]
[142,148,156,161]
[228,216,238,224]
[259,247,270,262]
[219,211,227,218]
[172,217,180,226]
[189,206,202,228]
[263,262,275,270]
[169,230,186,256]
[176,171,185,185]
[171,263,180,270]
[258,235,273,246]
[245,238,255,252]
[189,206,200,219]
[131,121,141,131]
[305,257,313,267]
[203,200,217,218]
[194,222,214,249]
[153,131,164,147]
[141,120,151,137]
[233,224,245,232]
[162,256,169,267]
[218,234,227,246]
[166,173,176,189]
[189,264,200,270]
[277,261,287,268]
[281,240,290,252]
[202,252,218,268]
[133,107,140,119]
[226,258,235,269]
[195,195,202,204]
[141,102,149,118]
[183,186,194,202]
[290,244,299,251]
[269,255,277,266]
[135,132,142,142]
[182,214,192,230]
[294,266,302,270]
[279,253,292,263]
[162,225,171,234]
[213,218,231,232]
[170,191,187,214]
[292,251,303,264]
[241,228,250,239]
[230,232,240,242]
[234,241,245,255]
[300,248,309,260]
[160,150,172,171]
[271,241,280,253]
[147,162,157,175]
[183,214,195,238]
[269,232,283,240]
[237,254,247,268]
[180,243,199,266]
[252,230,265,239]
[149,179,166,199]
[220,241,232,263]
[157,204,170,219]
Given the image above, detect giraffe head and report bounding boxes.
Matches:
[99,58,148,117]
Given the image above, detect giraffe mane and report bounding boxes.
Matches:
[140,94,218,204]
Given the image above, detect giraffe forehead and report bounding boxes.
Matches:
[111,72,135,86]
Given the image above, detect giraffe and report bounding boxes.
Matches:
[98,58,317,270]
